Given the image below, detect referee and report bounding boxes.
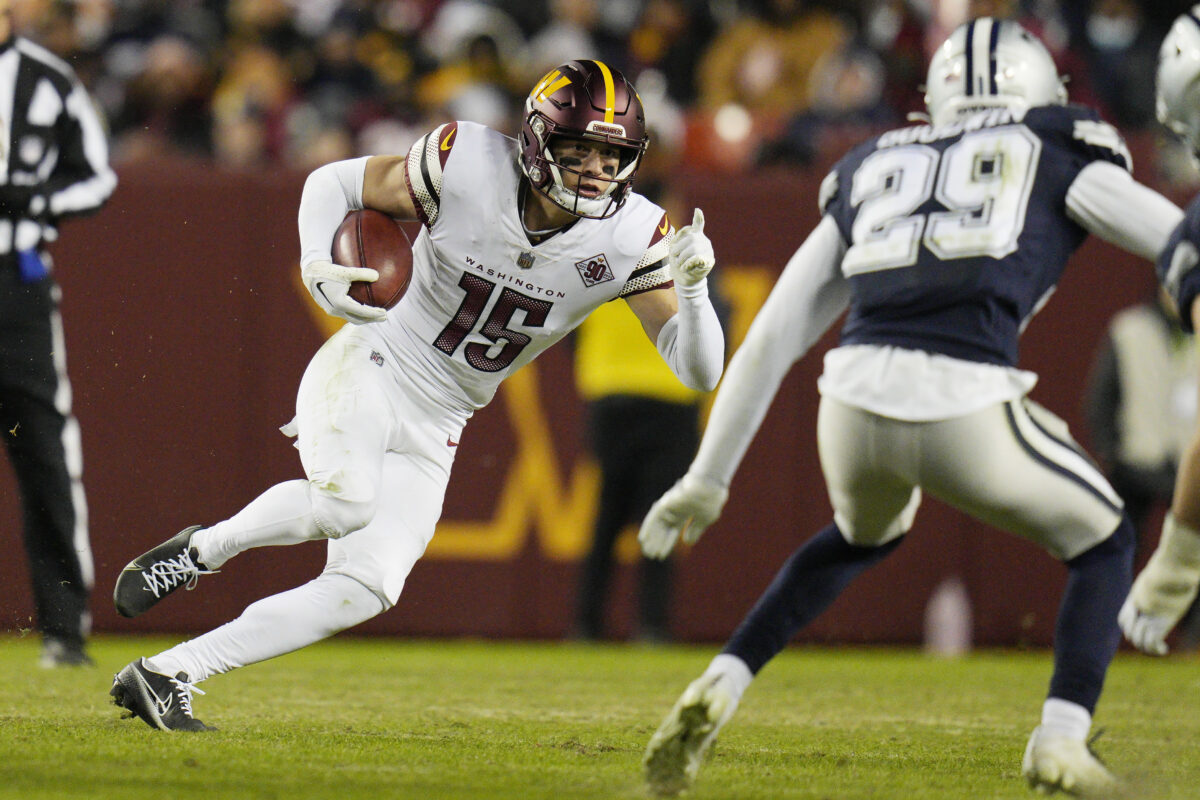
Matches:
[0,1,116,667]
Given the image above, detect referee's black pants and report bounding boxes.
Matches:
[0,260,89,646]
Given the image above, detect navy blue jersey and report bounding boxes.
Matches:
[1160,196,1200,334]
[821,104,1130,366]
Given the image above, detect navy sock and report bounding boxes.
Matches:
[1048,515,1135,714]
[723,522,902,674]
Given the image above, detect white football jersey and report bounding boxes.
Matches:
[363,121,672,416]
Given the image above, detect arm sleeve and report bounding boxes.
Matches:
[654,276,725,392]
[691,216,850,486]
[44,82,116,218]
[297,156,369,270]
[1066,161,1184,262]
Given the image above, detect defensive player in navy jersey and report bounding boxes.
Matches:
[636,18,1184,797]
[1120,7,1200,657]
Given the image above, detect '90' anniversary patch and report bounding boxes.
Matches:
[575,254,613,287]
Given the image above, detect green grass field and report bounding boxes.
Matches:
[0,634,1197,799]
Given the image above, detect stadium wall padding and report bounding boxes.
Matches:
[0,142,1177,647]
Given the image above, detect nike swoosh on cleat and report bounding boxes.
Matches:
[134,672,173,720]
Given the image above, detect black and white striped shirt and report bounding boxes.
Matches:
[0,35,116,259]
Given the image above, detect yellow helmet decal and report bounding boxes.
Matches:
[530,62,617,124]
[532,69,571,103]
[593,61,616,124]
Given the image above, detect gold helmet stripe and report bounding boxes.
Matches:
[592,60,616,124]
[532,69,572,103]
[530,69,557,98]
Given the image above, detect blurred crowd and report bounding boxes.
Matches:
[7,0,1194,175]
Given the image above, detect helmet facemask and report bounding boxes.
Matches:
[523,112,646,219]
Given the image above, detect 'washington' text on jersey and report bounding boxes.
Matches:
[462,256,568,298]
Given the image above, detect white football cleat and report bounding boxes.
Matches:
[1021,726,1119,797]
[643,673,739,796]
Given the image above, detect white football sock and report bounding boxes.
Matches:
[190,480,323,568]
[1041,697,1092,741]
[145,572,383,682]
[704,653,754,701]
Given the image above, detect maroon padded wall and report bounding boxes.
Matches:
[0,140,1180,646]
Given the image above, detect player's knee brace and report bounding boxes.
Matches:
[308,470,379,539]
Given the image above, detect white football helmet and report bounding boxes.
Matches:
[1157,7,1200,156]
[925,17,1067,127]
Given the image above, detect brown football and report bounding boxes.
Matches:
[331,209,414,309]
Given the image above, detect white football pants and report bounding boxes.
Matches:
[152,326,466,681]
[816,395,1124,559]
[292,326,463,605]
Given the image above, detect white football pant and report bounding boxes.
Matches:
[293,325,463,606]
[816,396,1123,558]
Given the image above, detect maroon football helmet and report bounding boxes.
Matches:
[519,60,649,219]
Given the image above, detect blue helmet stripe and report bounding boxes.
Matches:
[964,20,976,97]
[987,19,1001,95]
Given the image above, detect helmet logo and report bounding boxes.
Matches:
[531,69,572,103]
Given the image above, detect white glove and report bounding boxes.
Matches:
[669,208,715,291]
[301,259,387,324]
[1118,514,1200,655]
[638,473,729,560]
[1118,601,1176,656]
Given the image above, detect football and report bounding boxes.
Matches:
[331,209,414,309]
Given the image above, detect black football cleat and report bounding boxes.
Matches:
[110,659,214,732]
[113,525,214,618]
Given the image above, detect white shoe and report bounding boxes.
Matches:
[1021,726,1119,797]
[643,673,739,796]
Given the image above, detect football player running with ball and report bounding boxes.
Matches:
[1120,7,1200,658]
[108,60,724,732]
[637,19,1182,798]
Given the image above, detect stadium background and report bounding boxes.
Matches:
[0,0,1196,648]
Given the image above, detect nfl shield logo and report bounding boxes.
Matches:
[517,251,535,269]
[575,254,613,287]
